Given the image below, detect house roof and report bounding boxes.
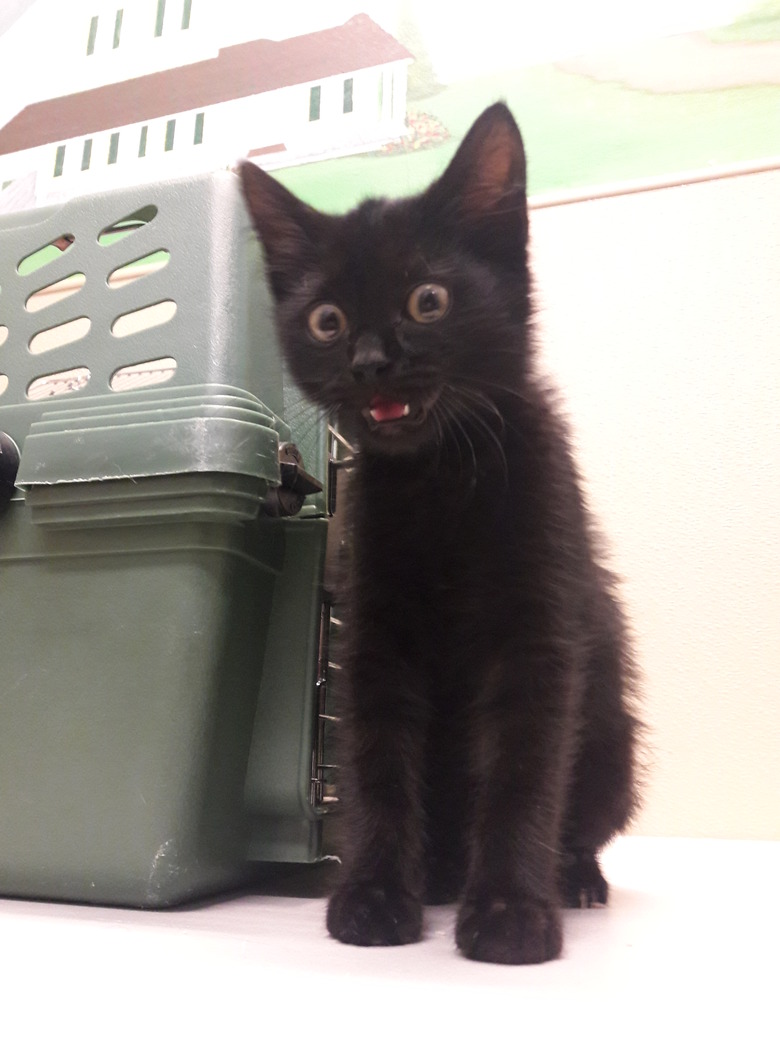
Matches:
[0,14,411,156]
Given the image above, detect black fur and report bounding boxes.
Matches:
[240,103,640,964]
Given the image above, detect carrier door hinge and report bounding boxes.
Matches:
[310,425,356,810]
[310,595,340,811]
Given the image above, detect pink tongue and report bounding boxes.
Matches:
[370,396,407,422]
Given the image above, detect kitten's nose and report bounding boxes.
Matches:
[351,332,391,383]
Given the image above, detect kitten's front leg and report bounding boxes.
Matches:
[327,649,428,947]
[456,650,576,964]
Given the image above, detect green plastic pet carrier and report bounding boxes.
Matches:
[0,172,338,907]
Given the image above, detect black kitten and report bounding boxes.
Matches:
[240,103,640,964]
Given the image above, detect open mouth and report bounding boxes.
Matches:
[362,392,438,433]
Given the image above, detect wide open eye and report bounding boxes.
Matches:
[407,283,451,324]
[307,303,348,343]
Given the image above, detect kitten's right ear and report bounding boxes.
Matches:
[238,162,325,300]
[422,103,528,262]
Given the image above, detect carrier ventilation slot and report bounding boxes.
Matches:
[27,366,91,400]
[0,326,7,347]
[17,234,75,276]
[0,374,8,398]
[107,250,170,287]
[26,272,86,313]
[110,356,177,392]
[111,300,176,338]
[98,205,157,246]
[29,316,91,355]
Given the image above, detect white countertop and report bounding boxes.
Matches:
[1,837,777,1038]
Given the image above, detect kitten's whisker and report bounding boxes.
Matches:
[453,384,506,426]
[436,389,487,487]
[435,397,475,480]
[441,384,510,487]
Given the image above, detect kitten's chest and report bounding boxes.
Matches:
[351,462,519,610]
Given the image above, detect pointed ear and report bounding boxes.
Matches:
[424,103,528,253]
[238,161,326,300]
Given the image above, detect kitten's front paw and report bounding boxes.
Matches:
[456,896,562,964]
[327,882,423,947]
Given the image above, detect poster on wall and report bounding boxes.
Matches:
[0,0,778,215]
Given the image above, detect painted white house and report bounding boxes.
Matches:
[0,6,411,207]
[0,0,222,134]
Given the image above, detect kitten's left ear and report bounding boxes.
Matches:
[425,103,527,241]
[239,161,328,300]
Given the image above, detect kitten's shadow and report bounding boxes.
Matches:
[243,859,340,899]
[603,884,654,910]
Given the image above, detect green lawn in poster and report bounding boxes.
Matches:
[707,0,780,41]
[276,62,780,212]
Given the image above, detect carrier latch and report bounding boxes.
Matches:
[262,441,323,517]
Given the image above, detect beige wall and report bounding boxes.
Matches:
[530,168,780,839]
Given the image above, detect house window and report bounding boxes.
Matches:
[108,132,120,165]
[113,9,123,49]
[53,145,66,177]
[155,0,166,37]
[165,119,176,151]
[343,78,353,114]
[87,15,98,55]
[82,139,93,171]
[138,125,148,158]
[194,112,204,145]
[309,85,321,122]
[182,0,192,30]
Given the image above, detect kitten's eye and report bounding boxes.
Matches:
[407,283,451,324]
[307,303,348,344]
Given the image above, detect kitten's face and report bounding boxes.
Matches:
[241,104,530,456]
